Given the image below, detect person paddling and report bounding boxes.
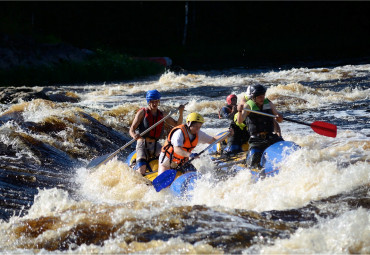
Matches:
[158,112,232,175]
[241,85,282,136]
[219,94,249,154]
[236,85,284,168]
[129,89,185,175]
[219,94,238,120]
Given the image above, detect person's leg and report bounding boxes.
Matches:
[246,146,264,168]
[154,141,162,158]
[158,152,171,175]
[268,133,284,145]
[246,137,268,169]
[224,125,242,154]
[254,135,284,178]
[135,140,148,175]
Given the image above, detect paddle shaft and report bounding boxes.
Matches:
[87,107,180,169]
[282,117,310,127]
[245,108,320,127]
[215,158,245,169]
[243,108,277,118]
[243,108,337,137]
[183,131,231,166]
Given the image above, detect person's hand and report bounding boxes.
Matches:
[189,153,199,159]
[228,128,234,137]
[133,134,141,140]
[237,104,244,112]
[276,113,283,123]
[178,104,185,113]
[232,105,238,113]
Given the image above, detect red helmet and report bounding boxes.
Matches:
[226,94,237,105]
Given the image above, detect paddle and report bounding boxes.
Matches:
[86,107,182,169]
[215,158,246,169]
[243,109,337,138]
[152,131,231,192]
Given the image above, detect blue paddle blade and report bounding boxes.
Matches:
[152,169,177,192]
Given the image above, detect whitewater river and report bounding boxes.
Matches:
[0,63,369,253]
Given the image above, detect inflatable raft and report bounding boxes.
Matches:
[126,140,300,198]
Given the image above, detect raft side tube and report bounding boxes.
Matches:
[170,171,199,198]
[261,141,301,176]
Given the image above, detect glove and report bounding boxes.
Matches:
[189,153,199,159]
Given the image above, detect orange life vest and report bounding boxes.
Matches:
[161,124,199,165]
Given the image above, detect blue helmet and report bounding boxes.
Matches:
[146,89,161,103]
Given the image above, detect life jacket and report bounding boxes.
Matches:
[137,107,164,140]
[218,104,233,119]
[246,99,274,136]
[161,124,199,165]
[229,112,249,147]
[233,112,247,130]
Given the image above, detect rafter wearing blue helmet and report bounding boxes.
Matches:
[129,89,185,175]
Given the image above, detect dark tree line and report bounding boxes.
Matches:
[1,1,370,69]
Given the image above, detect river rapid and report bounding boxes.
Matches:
[0,63,369,254]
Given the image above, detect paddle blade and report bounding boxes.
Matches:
[152,169,177,192]
[86,153,112,169]
[311,121,337,138]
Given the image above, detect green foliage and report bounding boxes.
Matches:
[0,49,165,87]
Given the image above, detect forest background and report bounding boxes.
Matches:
[1,1,369,86]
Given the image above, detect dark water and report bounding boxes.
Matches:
[0,63,369,253]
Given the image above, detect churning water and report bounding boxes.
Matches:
[0,63,369,253]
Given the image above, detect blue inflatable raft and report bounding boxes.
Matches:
[126,140,300,198]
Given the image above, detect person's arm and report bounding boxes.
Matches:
[228,106,238,120]
[129,109,145,140]
[269,101,283,123]
[273,119,282,137]
[173,146,192,158]
[220,106,235,120]
[198,129,233,145]
[211,128,234,143]
[165,104,185,126]
[241,95,248,104]
[171,129,191,157]
[269,101,283,136]
[236,104,249,125]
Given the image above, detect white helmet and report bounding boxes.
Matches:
[246,85,253,99]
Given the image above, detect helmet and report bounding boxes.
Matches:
[246,86,253,99]
[146,89,161,103]
[226,94,237,105]
[186,112,205,124]
[250,85,266,98]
